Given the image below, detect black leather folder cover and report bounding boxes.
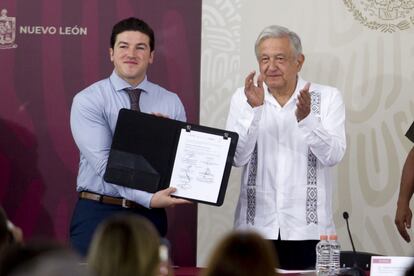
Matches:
[103,108,238,206]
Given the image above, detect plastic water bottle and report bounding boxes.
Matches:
[329,235,341,276]
[159,243,170,276]
[316,235,330,276]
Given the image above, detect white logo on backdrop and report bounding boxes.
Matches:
[343,0,414,32]
[0,9,17,49]
[0,7,88,50]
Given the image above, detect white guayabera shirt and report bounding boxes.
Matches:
[226,76,346,240]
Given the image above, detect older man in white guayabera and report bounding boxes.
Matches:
[226,25,346,270]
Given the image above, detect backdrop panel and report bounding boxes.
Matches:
[0,0,200,266]
[199,0,414,266]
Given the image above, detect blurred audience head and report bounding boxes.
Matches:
[87,214,161,276]
[202,231,278,276]
[0,207,23,256]
[0,240,89,276]
[406,260,414,276]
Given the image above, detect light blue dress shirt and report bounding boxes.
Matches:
[70,71,186,208]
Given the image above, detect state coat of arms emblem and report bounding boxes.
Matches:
[0,9,17,49]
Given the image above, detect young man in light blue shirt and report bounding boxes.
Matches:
[70,17,189,256]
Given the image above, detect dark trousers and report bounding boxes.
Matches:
[271,238,319,270]
[69,198,167,257]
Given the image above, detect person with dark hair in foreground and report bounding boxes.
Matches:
[202,231,278,276]
[0,241,88,276]
[405,259,414,276]
[70,17,189,256]
[0,207,23,256]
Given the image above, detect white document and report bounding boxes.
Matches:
[370,256,414,276]
[170,129,231,203]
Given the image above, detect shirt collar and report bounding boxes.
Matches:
[109,70,150,93]
[292,76,308,101]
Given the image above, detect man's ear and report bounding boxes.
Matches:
[109,48,114,62]
[149,51,154,64]
[296,53,305,71]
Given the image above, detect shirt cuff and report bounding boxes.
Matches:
[252,104,264,116]
[237,101,262,130]
[298,112,320,133]
[130,190,153,209]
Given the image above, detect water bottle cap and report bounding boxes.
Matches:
[320,235,328,240]
[329,234,338,240]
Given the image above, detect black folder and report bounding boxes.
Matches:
[103,108,238,206]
